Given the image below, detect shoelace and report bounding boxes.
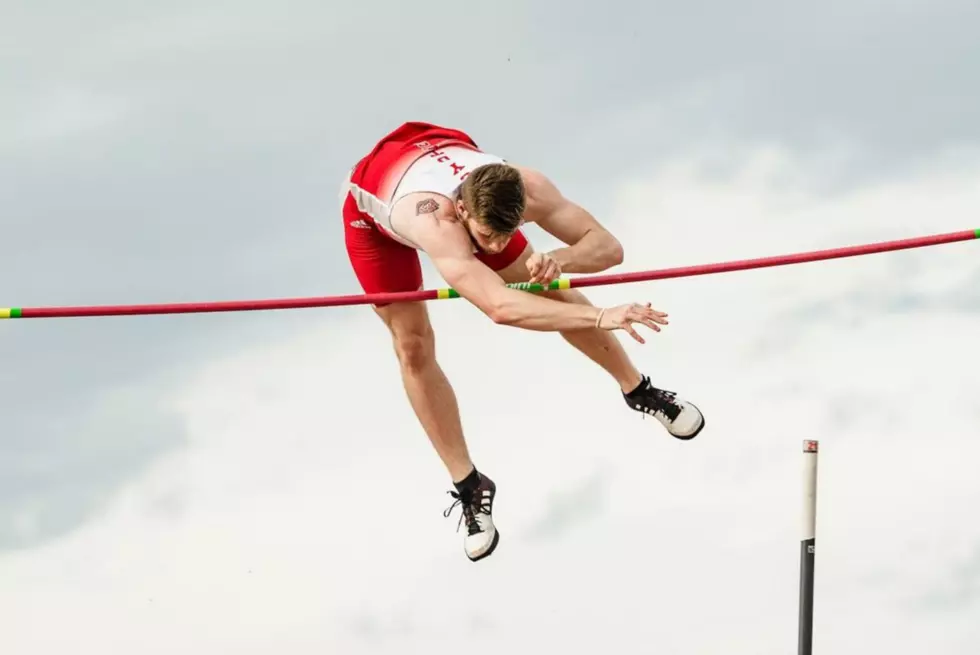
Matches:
[631,381,682,422]
[443,490,489,536]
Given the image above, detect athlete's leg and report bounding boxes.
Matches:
[342,189,498,561]
[494,241,642,393]
[372,301,499,560]
[373,301,474,481]
[343,194,475,482]
[485,235,705,440]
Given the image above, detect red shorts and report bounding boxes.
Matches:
[341,122,528,303]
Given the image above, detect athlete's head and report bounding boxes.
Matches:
[455,163,525,254]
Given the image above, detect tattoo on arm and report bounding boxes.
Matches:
[415,198,439,215]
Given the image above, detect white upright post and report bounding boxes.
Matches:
[798,439,819,655]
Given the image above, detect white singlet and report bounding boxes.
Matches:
[376,145,506,248]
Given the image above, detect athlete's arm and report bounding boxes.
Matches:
[414,220,601,331]
[391,193,666,341]
[394,194,596,330]
[517,166,624,273]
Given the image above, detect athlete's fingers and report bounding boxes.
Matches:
[631,306,662,331]
[625,322,646,344]
[640,318,662,332]
[634,305,653,318]
[634,302,668,324]
[630,305,653,321]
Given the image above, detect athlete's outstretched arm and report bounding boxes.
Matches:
[392,192,666,341]
[412,217,600,331]
[517,166,624,273]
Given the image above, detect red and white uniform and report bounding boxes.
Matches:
[340,122,528,302]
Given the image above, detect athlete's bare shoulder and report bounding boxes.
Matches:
[390,191,469,254]
[508,164,558,224]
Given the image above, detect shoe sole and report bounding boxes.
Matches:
[467,528,500,562]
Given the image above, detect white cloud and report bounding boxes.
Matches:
[2,144,979,654]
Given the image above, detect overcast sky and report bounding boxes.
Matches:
[3,1,980,653]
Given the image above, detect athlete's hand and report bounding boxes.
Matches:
[596,302,668,343]
[525,251,562,286]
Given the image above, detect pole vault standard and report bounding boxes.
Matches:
[2,228,977,320]
[799,439,819,655]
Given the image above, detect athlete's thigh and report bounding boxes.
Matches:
[342,193,423,305]
[374,301,434,351]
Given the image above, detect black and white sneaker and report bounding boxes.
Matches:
[624,375,705,440]
[443,473,499,562]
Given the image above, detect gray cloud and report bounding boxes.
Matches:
[3,0,979,555]
[521,467,612,542]
[524,0,980,193]
[0,380,186,550]
[745,253,980,363]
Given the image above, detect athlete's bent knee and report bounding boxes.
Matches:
[387,319,435,373]
[376,303,437,372]
[394,330,433,372]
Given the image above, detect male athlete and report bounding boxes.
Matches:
[339,121,704,562]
